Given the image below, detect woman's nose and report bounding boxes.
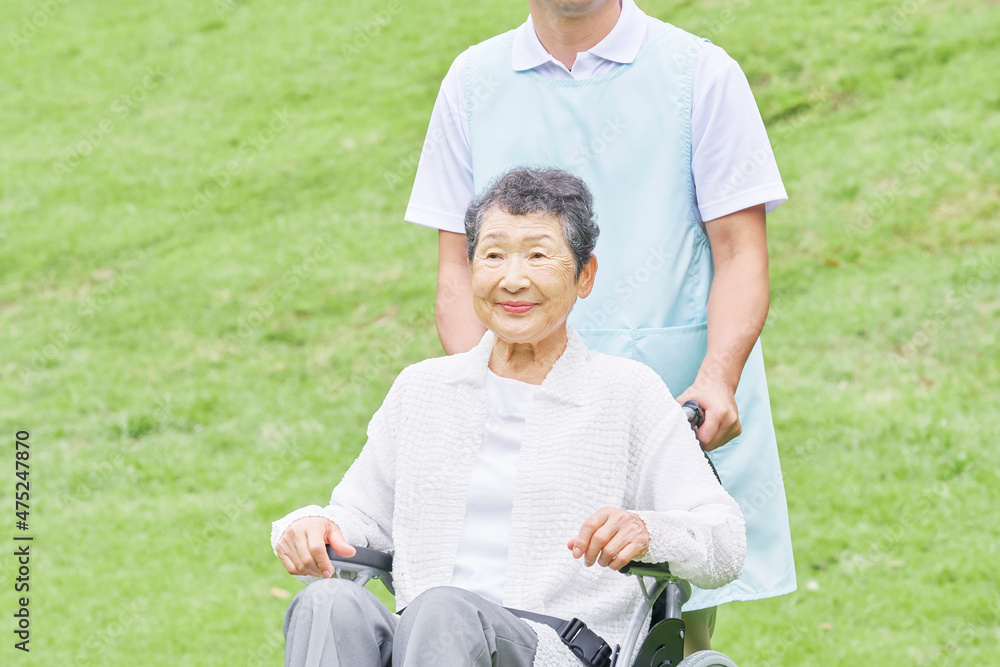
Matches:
[499,256,530,292]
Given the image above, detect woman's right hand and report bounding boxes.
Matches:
[275,516,357,578]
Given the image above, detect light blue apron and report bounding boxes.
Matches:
[465,21,796,609]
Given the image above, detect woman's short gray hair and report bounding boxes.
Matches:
[464,167,600,278]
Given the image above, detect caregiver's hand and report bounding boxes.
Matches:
[276,516,356,578]
[567,507,649,571]
[677,377,741,451]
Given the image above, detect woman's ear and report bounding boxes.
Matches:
[576,254,598,299]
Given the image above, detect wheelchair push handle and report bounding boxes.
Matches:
[682,400,704,431]
[683,399,722,482]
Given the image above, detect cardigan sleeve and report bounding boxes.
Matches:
[270,371,404,564]
[626,395,746,590]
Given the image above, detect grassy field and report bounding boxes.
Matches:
[1,0,998,664]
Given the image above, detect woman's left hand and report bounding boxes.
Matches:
[567,507,649,571]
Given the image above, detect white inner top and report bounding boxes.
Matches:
[450,369,539,606]
[405,0,787,232]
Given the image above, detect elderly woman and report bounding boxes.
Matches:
[271,167,745,667]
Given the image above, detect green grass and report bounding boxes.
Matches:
[1,0,998,664]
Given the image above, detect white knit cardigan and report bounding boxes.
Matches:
[271,327,745,665]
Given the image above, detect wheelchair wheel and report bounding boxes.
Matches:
[676,650,738,666]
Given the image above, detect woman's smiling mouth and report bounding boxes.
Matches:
[500,301,536,313]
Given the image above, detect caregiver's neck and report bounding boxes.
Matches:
[528,0,622,71]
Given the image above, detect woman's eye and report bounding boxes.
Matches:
[531,252,546,259]
[486,253,501,259]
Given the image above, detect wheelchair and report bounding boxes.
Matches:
[325,544,738,667]
[320,400,739,666]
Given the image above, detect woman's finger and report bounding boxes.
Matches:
[293,526,327,577]
[595,527,635,568]
[608,540,648,571]
[595,515,648,568]
[277,536,306,574]
[278,553,298,576]
[276,537,303,574]
[571,507,611,561]
[584,520,620,566]
[595,537,624,568]
[308,528,334,578]
[326,524,357,559]
[581,508,636,566]
[576,508,621,565]
[604,512,650,569]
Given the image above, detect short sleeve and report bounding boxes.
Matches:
[404,52,475,234]
[691,43,788,223]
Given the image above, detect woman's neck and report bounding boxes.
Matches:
[528,0,622,71]
[489,329,568,385]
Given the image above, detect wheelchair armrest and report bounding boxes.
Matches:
[325,545,395,595]
[619,560,691,609]
[326,545,393,572]
[618,560,673,578]
[619,560,691,613]
[616,561,693,667]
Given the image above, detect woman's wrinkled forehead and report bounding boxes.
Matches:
[476,210,568,249]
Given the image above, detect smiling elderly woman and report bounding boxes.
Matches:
[271,167,745,667]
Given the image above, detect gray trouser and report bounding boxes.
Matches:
[283,580,539,666]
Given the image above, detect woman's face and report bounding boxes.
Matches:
[471,210,596,348]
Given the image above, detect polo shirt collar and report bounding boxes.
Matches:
[512,0,646,72]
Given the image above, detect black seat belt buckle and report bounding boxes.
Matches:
[557,617,613,667]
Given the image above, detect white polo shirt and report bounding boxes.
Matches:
[405,0,787,232]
